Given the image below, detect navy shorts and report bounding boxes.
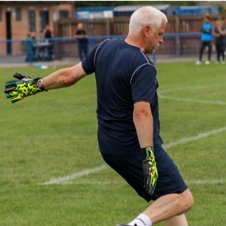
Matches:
[101,146,188,202]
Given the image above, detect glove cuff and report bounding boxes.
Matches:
[141,146,154,160]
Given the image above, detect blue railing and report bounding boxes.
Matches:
[0,33,202,64]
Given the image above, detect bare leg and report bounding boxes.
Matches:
[143,189,194,225]
[165,214,188,226]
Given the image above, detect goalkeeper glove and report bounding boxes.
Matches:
[4,73,46,103]
[142,146,158,195]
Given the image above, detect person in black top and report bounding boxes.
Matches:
[214,19,226,64]
[5,6,194,226]
[224,17,226,56]
[74,23,89,61]
[42,25,53,61]
[44,25,52,39]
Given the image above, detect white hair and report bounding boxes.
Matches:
[129,6,168,34]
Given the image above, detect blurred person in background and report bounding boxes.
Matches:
[30,32,38,61]
[44,25,52,39]
[22,33,32,62]
[214,18,225,64]
[43,25,53,61]
[74,22,89,61]
[224,16,226,58]
[196,14,213,65]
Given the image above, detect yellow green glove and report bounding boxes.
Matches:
[4,73,45,103]
[142,146,158,195]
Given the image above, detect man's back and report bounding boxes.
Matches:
[83,39,162,156]
[95,40,149,131]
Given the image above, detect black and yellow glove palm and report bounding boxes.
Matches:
[4,73,45,103]
[142,146,158,195]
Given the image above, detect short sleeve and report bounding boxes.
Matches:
[82,39,109,75]
[82,45,98,75]
[130,64,158,104]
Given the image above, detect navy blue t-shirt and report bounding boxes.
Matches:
[82,39,163,156]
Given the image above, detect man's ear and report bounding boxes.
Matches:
[143,25,152,38]
[143,25,149,32]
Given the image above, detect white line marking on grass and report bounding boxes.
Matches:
[159,94,226,106]
[42,164,108,185]
[188,179,226,185]
[163,126,226,149]
[44,179,226,186]
[158,86,226,106]
[42,126,226,185]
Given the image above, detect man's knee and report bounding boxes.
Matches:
[180,189,194,212]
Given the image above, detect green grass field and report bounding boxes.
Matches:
[0,62,226,226]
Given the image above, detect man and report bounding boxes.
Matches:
[43,25,53,61]
[5,6,194,226]
[214,18,225,64]
[74,22,89,61]
[196,14,213,65]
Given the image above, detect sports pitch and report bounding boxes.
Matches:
[0,62,226,225]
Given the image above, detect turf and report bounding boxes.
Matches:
[0,62,226,225]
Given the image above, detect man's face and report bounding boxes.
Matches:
[144,21,166,54]
[77,23,83,29]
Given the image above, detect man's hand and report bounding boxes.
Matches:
[142,146,158,195]
[4,73,45,103]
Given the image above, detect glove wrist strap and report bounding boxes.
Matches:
[141,146,153,160]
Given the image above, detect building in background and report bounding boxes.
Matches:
[0,1,74,55]
[112,5,170,17]
[74,4,220,18]
[0,2,223,59]
[75,6,113,19]
[168,5,220,15]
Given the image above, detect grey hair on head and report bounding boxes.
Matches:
[129,6,168,34]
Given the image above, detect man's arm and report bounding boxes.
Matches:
[133,101,153,148]
[4,62,87,103]
[218,26,226,35]
[42,62,87,90]
[133,101,158,195]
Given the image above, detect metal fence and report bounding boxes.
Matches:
[0,32,204,65]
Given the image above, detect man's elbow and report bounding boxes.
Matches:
[133,109,149,121]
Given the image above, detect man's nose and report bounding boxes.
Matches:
[159,38,164,44]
